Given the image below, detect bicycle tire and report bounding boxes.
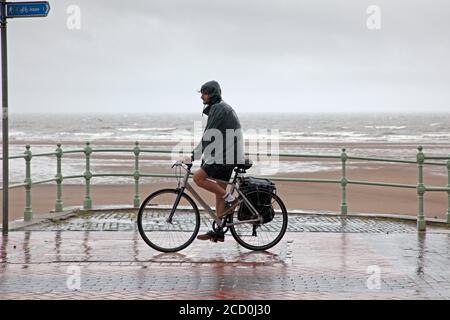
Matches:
[230,190,288,251]
[137,188,200,252]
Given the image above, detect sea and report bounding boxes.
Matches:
[1,112,450,184]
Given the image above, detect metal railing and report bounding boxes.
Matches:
[1,142,449,231]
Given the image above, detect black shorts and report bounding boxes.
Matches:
[201,163,235,182]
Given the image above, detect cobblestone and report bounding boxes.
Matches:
[15,210,447,234]
[2,210,449,300]
[1,229,449,299]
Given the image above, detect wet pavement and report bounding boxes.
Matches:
[17,210,434,234]
[1,211,450,300]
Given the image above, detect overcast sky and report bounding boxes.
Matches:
[3,0,450,113]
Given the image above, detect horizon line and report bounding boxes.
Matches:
[8,111,450,115]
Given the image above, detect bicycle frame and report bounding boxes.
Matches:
[168,161,262,228]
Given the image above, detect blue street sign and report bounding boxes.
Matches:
[4,1,50,18]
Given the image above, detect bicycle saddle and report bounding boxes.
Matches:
[235,158,253,170]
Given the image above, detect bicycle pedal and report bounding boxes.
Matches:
[210,233,225,243]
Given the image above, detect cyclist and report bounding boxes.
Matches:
[181,80,244,242]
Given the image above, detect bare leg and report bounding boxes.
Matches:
[193,169,227,218]
[215,181,228,218]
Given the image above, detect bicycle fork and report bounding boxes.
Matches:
[167,167,191,224]
[166,187,184,223]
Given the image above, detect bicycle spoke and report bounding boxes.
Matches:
[137,189,200,252]
[231,190,287,250]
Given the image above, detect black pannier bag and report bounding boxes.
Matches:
[237,176,276,223]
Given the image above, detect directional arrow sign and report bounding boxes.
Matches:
[4,1,50,18]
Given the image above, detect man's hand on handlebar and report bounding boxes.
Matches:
[180,155,193,164]
[172,155,193,168]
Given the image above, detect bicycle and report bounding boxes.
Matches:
[137,159,288,252]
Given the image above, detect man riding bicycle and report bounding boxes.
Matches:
[181,80,244,242]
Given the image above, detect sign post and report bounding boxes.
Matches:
[5,1,50,18]
[1,1,50,234]
[1,0,8,235]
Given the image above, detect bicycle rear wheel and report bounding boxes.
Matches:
[230,190,288,251]
[137,188,200,252]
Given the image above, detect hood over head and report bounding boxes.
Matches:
[199,80,222,116]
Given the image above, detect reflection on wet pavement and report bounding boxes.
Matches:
[0,229,449,299]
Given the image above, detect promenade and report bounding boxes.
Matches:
[1,210,449,300]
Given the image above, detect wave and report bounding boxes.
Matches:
[117,127,177,132]
[73,132,114,138]
[364,126,406,130]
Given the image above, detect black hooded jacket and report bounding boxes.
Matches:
[192,81,244,165]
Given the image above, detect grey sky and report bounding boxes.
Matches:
[4,0,450,113]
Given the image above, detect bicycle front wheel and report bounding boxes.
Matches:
[137,188,200,252]
[230,190,288,251]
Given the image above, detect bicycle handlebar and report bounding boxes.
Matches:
[171,160,182,168]
[172,160,193,170]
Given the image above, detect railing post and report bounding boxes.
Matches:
[446,155,450,225]
[55,143,63,212]
[133,141,141,208]
[83,141,92,209]
[340,147,348,215]
[23,145,32,221]
[416,145,426,231]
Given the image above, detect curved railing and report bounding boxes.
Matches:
[1,142,449,231]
